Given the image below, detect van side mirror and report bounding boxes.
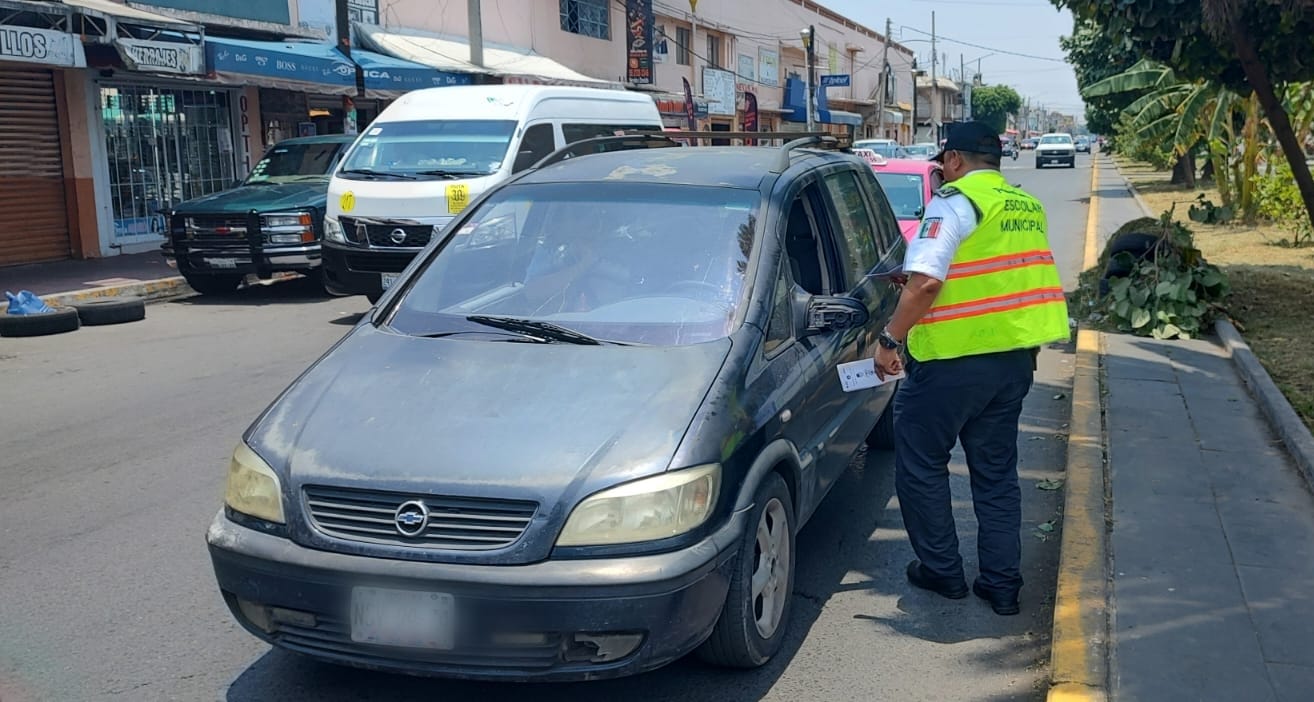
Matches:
[803,295,869,336]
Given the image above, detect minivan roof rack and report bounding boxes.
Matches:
[532,133,681,169]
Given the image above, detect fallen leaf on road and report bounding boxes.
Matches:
[1036,520,1056,533]
[1036,478,1065,491]
[1053,393,1066,400]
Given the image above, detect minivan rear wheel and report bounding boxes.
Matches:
[697,472,795,668]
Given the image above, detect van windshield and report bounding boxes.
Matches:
[338,120,517,179]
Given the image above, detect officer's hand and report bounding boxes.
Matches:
[875,345,904,380]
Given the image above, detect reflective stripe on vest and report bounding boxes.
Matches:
[908,170,1070,361]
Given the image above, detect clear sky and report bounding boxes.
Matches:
[818,0,1084,121]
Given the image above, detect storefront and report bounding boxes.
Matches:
[0,1,86,266]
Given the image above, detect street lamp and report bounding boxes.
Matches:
[800,25,815,132]
[910,57,927,143]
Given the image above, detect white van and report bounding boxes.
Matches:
[321,85,664,301]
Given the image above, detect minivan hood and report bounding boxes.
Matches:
[248,324,732,511]
[171,181,329,215]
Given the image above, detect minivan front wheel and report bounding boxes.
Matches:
[697,472,795,668]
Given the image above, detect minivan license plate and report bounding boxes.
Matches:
[380,272,399,290]
[350,587,455,649]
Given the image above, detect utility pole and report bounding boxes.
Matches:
[929,11,937,143]
[335,0,360,135]
[803,25,816,132]
[467,0,483,67]
[959,53,966,122]
[875,17,891,139]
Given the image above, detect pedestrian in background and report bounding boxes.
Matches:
[872,121,1070,616]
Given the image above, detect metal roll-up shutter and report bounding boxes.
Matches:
[0,69,70,266]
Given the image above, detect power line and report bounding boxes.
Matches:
[897,25,1066,63]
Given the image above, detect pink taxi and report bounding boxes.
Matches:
[864,154,944,242]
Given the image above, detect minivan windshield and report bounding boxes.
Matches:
[244,141,344,184]
[337,120,517,179]
[387,182,760,346]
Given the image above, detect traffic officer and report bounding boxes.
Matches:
[873,121,1070,616]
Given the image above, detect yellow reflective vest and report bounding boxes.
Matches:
[908,170,1071,362]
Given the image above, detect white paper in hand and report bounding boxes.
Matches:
[837,358,905,392]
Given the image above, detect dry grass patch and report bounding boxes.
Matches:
[1113,158,1314,430]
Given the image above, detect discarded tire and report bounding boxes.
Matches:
[71,297,146,326]
[1101,232,1168,285]
[0,307,81,337]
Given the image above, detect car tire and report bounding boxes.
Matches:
[1035,161,1043,169]
[1068,159,1076,169]
[184,274,242,296]
[866,396,898,450]
[71,297,146,326]
[697,472,796,669]
[0,307,80,337]
[1101,232,1165,282]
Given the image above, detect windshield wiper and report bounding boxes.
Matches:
[337,168,416,180]
[414,169,486,179]
[465,315,620,346]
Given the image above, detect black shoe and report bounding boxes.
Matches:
[905,560,968,599]
[973,581,1021,616]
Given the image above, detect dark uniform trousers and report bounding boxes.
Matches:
[893,347,1037,594]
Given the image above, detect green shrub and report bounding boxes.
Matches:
[1100,215,1230,339]
[1253,162,1314,246]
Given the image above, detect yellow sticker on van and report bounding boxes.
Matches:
[446,184,470,214]
[339,191,355,213]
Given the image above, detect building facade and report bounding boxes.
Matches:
[0,0,913,266]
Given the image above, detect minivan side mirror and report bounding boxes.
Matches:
[803,295,869,336]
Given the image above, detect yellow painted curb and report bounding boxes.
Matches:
[44,277,190,308]
[1047,158,1109,702]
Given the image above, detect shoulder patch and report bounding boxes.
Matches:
[934,184,960,198]
[917,217,943,240]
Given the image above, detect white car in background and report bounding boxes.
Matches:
[1035,133,1077,169]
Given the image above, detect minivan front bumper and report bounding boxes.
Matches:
[206,509,744,681]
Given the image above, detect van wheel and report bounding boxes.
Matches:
[866,397,897,450]
[697,472,795,669]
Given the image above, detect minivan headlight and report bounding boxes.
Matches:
[225,443,285,524]
[556,465,720,547]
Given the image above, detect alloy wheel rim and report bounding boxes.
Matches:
[751,498,791,639]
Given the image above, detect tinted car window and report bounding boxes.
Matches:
[822,171,880,286]
[561,123,663,143]
[764,262,792,356]
[246,142,344,183]
[388,182,760,346]
[339,120,517,179]
[512,123,556,173]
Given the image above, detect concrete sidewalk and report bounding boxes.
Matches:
[1096,161,1314,700]
[0,251,188,307]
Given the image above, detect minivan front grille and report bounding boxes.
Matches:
[303,485,537,550]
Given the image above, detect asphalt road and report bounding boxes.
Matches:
[0,150,1093,702]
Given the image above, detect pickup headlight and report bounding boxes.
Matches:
[262,211,315,245]
[323,215,347,243]
[224,443,285,524]
[556,464,720,546]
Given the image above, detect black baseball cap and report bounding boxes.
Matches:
[931,120,1003,162]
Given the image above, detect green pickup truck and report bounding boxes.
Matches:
[162,135,355,295]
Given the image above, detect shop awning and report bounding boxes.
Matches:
[353,49,472,98]
[0,0,86,68]
[206,37,357,95]
[63,0,199,32]
[354,22,625,90]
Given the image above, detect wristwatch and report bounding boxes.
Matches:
[878,328,904,351]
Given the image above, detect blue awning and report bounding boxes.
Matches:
[353,50,473,97]
[782,76,864,127]
[206,37,357,95]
